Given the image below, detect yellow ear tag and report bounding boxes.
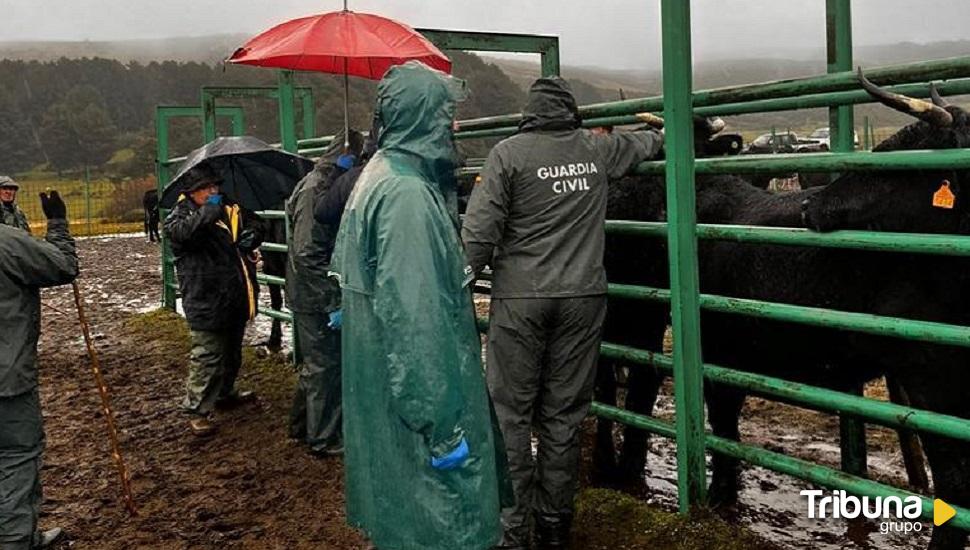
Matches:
[933,181,955,209]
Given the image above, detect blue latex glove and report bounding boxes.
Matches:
[205,194,223,206]
[336,153,356,171]
[431,437,469,471]
[328,309,343,330]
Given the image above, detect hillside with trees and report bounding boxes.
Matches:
[0,50,524,176]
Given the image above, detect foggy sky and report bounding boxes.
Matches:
[2,0,969,69]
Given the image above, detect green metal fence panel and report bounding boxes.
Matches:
[591,402,970,531]
[599,342,970,444]
[451,78,970,142]
[454,55,970,133]
[660,0,707,511]
[253,209,297,364]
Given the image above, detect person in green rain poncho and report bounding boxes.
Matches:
[330,61,510,550]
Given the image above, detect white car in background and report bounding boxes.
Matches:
[807,127,860,150]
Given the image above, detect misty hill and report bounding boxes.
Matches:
[1,34,967,177]
[0,34,251,64]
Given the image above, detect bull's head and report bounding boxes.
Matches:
[802,69,970,233]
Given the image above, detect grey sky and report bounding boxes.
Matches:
[2,0,969,69]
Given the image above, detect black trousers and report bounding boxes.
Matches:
[486,295,607,545]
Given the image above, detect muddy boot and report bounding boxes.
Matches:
[216,390,256,410]
[32,527,64,549]
[535,514,571,550]
[189,417,216,437]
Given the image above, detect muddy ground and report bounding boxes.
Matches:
[32,235,933,549]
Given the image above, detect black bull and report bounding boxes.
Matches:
[595,76,970,550]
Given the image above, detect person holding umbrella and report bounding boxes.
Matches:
[163,165,261,436]
[330,61,510,550]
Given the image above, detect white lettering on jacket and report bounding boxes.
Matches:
[537,162,598,195]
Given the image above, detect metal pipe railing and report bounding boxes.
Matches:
[599,342,970,443]
[606,221,970,257]
[608,283,970,348]
[455,55,970,132]
[591,403,970,531]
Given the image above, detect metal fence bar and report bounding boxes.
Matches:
[455,55,970,132]
[606,220,970,256]
[256,273,286,286]
[608,283,970,348]
[642,148,970,175]
[660,0,707,511]
[599,342,970,443]
[285,77,970,147]
[453,148,970,178]
[591,403,970,531]
[257,307,293,323]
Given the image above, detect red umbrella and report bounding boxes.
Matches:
[227,7,452,148]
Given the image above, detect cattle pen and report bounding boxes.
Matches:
[154,0,970,543]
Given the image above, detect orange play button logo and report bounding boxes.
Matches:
[934,499,956,526]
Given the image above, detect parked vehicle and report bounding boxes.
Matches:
[743,132,827,154]
[805,127,861,149]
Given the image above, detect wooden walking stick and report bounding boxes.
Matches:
[71,281,138,516]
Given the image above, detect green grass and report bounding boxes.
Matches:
[572,489,782,550]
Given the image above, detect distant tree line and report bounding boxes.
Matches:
[0,51,525,176]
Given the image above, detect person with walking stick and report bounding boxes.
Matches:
[0,190,77,549]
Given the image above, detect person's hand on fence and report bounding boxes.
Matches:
[40,190,68,220]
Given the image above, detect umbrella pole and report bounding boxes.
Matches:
[343,62,350,151]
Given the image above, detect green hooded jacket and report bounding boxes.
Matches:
[0,220,77,396]
[462,77,663,298]
[330,61,508,550]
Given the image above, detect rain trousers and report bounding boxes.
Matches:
[330,61,509,550]
[461,77,663,547]
[0,221,77,548]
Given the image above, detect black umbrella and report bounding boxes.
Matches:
[161,136,314,210]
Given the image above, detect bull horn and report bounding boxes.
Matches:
[929,83,949,108]
[635,112,665,129]
[857,68,953,127]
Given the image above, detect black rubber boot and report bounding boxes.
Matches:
[535,514,571,550]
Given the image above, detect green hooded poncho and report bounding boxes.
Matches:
[330,61,508,550]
